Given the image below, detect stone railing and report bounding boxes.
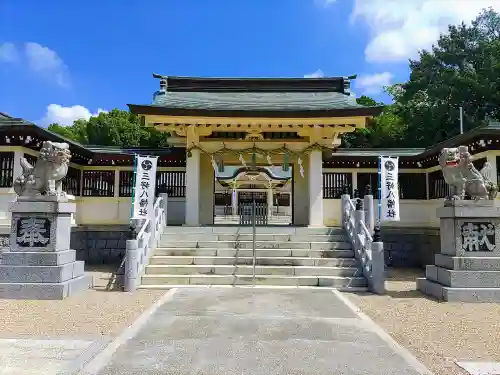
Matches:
[341,187,385,294]
[124,194,167,292]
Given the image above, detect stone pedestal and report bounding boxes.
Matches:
[417,200,500,302]
[0,197,91,299]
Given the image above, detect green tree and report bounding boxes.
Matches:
[342,93,406,148]
[395,8,500,147]
[48,109,170,148]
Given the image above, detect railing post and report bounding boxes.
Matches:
[340,185,351,228]
[124,239,139,292]
[353,198,364,253]
[160,193,168,226]
[364,185,375,235]
[370,226,386,294]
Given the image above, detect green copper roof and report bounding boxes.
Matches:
[148,74,372,112]
[152,90,363,111]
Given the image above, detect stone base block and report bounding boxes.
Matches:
[0,261,84,283]
[1,250,76,266]
[417,277,500,302]
[435,254,500,271]
[0,274,91,300]
[425,265,500,288]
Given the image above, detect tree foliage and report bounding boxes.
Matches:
[393,8,500,147]
[48,109,170,148]
[342,94,407,148]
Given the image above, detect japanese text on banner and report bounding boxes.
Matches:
[132,155,158,220]
[380,156,400,222]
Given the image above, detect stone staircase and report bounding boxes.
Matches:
[139,226,368,290]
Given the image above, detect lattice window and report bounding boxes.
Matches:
[82,171,115,197]
[323,172,352,199]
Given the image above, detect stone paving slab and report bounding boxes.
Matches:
[456,362,500,375]
[86,288,432,375]
[0,337,109,375]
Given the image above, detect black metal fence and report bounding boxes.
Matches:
[323,172,352,199]
[82,171,115,197]
[62,167,81,196]
[0,152,14,188]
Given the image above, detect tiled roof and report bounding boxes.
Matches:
[147,74,376,112]
[152,91,363,111]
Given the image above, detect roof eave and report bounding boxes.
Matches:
[127,104,384,119]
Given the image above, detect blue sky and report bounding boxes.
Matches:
[0,0,495,126]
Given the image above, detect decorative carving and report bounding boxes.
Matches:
[439,146,498,200]
[16,217,51,247]
[245,130,264,141]
[461,222,496,252]
[13,141,72,198]
[0,236,9,247]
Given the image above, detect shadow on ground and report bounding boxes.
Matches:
[85,264,124,292]
[351,267,438,301]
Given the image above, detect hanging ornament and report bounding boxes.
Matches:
[298,157,304,177]
[282,152,289,172]
[251,152,257,168]
[266,154,272,165]
[217,157,225,173]
[210,155,218,173]
[239,153,247,166]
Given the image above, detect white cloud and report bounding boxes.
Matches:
[355,72,393,95]
[0,42,19,63]
[304,69,324,78]
[351,0,500,62]
[40,104,106,126]
[24,42,70,87]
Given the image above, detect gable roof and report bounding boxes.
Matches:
[128,74,384,117]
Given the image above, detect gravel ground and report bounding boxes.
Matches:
[0,265,166,338]
[344,268,500,375]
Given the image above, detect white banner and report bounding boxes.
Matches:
[131,155,158,220]
[380,156,400,222]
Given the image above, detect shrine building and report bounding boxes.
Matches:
[128,74,382,227]
[1,74,500,268]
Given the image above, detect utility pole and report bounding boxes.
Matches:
[460,106,464,134]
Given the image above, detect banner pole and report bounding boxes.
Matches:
[129,154,138,224]
[378,155,382,227]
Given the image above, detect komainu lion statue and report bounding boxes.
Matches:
[439,145,498,200]
[13,141,72,198]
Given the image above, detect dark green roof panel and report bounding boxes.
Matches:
[152,91,366,111]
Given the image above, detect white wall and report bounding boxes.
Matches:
[323,199,443,228]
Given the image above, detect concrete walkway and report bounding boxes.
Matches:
[84,288,433,375]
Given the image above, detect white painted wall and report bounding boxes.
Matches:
[323,199,443,228]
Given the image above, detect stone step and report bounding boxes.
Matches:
[434,254,500,271]
[149,256,358,267]
[141,274,367,287]
[0,274,92,300]
[425,265,500,288]
[161,226,344,235]
[157,241,351,250]
[0,261,85,283]
[1,250,76,266]
[417,277,500,303]
[145,264,362,277]
[160,234,347,242]
[154,248,355,258]
[138,284,370,292]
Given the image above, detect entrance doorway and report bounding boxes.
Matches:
[213,165,293,226]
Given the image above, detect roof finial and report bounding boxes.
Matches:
[159,79,167,92]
